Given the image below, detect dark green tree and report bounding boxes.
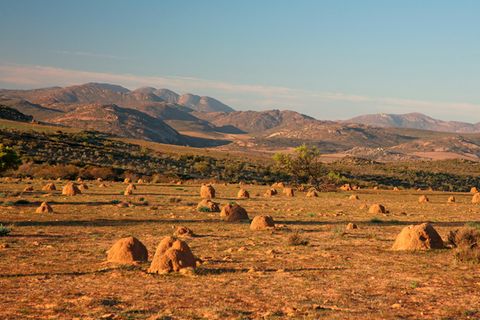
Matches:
[0,144,21,173]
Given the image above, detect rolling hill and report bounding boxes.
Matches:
[0,105,33,122]
[0,97,63,120]
[50,104,184,144]
[193,109,317,133]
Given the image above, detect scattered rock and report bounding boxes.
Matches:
[62,182,81,196]
[220,203,249,222]
[418,195,429,203]
[124,184,136,196]
[117,201,130,208]
[472,193,480,204]
[368,204,386,214]
[237,188,250,199]
[250,215,275,230]
[346,223,358,230]
[264,188,278,197]
[148,236,196,273]
[107,236,148,264]
[35,201,53,213]
[359,203,368,210]
[392,223,444,251]
[272,182,285,188]
[196,199,220,212]
[174,226,194,237]
[306,190,318,197]
[42,183,56,191]
[200,184,215,199]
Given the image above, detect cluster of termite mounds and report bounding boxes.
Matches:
[20,178,480,268]
[106,236,198,274]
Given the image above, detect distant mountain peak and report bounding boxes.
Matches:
[0,82,234,113]
[346,112,480,133]
[73,82,130,93]
[178,93,234,113]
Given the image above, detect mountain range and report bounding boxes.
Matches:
[2,82,480,162]
[346,112,480,133]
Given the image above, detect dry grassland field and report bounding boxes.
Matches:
[1,179,480,320]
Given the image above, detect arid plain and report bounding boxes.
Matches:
[1,179,479,320]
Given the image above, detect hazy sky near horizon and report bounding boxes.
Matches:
[0,0,479,121]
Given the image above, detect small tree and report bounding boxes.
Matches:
[0,144,21,173]
[273,144,326,188]
[193,161,210,176]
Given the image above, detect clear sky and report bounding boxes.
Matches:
[0,0,479,121]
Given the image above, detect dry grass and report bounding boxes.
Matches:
[0,181,480,319]
[450,227,480,264]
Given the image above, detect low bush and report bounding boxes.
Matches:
[0,224,11,236]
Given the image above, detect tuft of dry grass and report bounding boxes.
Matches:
[168,197,182,203]
[287,231,309,246]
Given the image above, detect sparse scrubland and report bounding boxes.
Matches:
[2,124,480,191]
[1,121,480,319]
[0,179,480,319]
[2,0,480,317]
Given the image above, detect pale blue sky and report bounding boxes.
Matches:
[0,0,479,121]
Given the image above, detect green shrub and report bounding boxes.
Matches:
[369,217,383,224]
[14,199,30,205]
[0,144,21,173]
[0,224,11,236]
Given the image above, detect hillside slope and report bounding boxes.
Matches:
[193,109,316,133]
[50,104,184,144]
